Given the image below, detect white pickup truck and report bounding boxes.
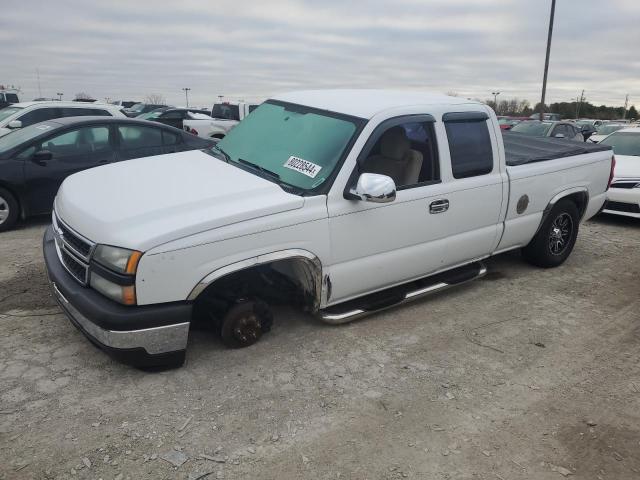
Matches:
[183,101,258,139]
[43,90,614,367]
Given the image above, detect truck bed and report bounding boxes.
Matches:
[502,131,612,166]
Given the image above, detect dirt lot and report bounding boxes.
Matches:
[0,215,639,480]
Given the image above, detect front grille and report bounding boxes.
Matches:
[58,222,92,257]
[61,249,88,284]
[53,210,96,286]
[611,181,640,189]
[604,201,640,214]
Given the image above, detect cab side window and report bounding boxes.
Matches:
[444,113,493,179]
[360,120,440,189]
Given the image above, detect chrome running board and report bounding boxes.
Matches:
[318,262,487,325]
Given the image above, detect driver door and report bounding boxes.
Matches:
[23,124,115,214]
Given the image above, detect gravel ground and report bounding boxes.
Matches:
[1,214,639,480]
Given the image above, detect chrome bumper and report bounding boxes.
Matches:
[51,281,190,355]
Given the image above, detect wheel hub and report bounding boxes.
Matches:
[548,213,573,255]
[233,314,261,345]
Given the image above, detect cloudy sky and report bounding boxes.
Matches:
[2,0,639,108]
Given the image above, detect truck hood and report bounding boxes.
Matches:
[55,150,305,251]
[613,154,640,179]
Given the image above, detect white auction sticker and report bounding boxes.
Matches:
[283,156,322,178]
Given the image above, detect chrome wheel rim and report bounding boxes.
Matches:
[548,213,573,255]
[0,195,8,225]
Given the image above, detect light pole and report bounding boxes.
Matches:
[491,91,501,111]
[539,0,556,120]
[182,87,191,107]
[57,92,63,101]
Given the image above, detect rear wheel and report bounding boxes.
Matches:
[0,188,19,232]
[522,199,579,268]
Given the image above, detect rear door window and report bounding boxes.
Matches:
[117,124,164,160]
[443,113,494,178]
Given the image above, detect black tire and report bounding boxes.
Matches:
[0,187,19,232]
[522,199,579,268]
[220,300,273,348]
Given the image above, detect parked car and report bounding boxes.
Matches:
[588,124,627,143]
[123,103,168,118]
[0,117,214,231]
[0,88,20,109]
[529,112,561,121]
[111,100,139,109]
[0,102,125,138]
[146,108,212,130]
[183,101,259,139]
[599,128,640,218]
[576,119,604,129]
[498,116,527,130]
[42,90,614,367]
[510,120,584,141]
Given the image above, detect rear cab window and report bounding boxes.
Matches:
[443,112,494,179]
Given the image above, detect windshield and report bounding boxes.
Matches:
[511,121,553,136]
[214,101,361,192]
[0,121,58,153]
[596,124,625,135]
[600,132,640,156]
[128,103,145,112]
[138,110,162,120]
[0,106,23,123]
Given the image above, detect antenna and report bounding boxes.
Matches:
[36,68,42,98]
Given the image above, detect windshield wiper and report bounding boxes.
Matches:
[210,143,230,162]
[235,157,281,181]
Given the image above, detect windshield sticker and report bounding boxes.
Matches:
[283,156,322,178]
[35,125,52,131]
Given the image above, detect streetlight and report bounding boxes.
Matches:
[491,91,501,109]
[57,92,63,101]
[539,0,556,120]
[182,87,191,107]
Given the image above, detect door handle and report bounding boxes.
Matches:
[429,199,449,214]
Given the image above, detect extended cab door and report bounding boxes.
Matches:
[325,109,504,305]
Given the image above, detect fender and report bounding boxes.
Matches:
[186,249,324,309]
[536,186,589,235]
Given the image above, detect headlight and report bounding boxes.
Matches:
[90,272,137,305]
[93,245,142,274]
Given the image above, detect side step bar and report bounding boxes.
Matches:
[318,261,487,325]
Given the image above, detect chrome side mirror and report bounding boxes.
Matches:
[350,173,396,203]
[7,120,22,129]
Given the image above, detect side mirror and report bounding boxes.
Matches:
[349,173,396,203]
[554,133,565,139]
[7,120,22,129]
[32,150,53,163]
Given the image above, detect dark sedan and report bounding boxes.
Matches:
[0,117,214,231]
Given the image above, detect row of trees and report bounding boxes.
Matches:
[73,92,166,104]
[484,97,637,120]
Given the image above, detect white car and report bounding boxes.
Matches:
[43,90,613,367]
[600,128,640,218]
[588,124,627,144]
[0,101,125,137]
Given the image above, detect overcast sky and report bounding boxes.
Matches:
[2,0,638,108]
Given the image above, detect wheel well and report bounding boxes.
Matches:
[192,257,321,324]
[558,191,588,219]
[0,182,23,219]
